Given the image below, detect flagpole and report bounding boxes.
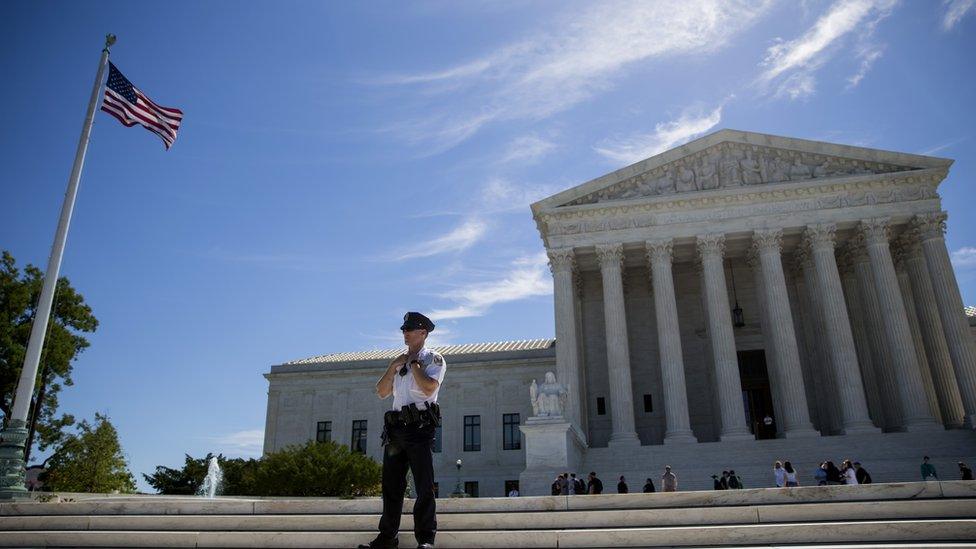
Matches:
[0,34,116,500]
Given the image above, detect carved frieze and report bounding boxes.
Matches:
[565,142,918,206]
[540,173,940,238]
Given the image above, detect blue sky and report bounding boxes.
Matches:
[2,1,975,493]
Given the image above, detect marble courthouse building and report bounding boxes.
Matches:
[265,130,976,496]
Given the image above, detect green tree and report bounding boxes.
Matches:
[143,452,260,496]
[143,453,213,495]
[146,442,381,497]
[248,440,381,497]
[0,250,97,464]
[41,412,136,493]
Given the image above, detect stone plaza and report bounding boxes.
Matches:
[263,130,976,497]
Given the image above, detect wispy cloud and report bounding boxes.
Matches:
[942,0,976,30]
[209,429,264,458]
[952,247,976,268]
[499,134,558,164]
[845,43,885,89]
[429,253,552,320]
[918,137,967,156]
[758,0,897,99]
[593,104,723,165]
[481,177,561,212]
[382,219,488,261]
[377,0,772,151]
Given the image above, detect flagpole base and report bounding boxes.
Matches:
[0,419,31,500]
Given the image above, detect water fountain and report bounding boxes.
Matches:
[197,456,223,498]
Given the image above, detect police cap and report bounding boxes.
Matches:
[400,311,435,332]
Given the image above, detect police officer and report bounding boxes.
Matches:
[359,312,445,549]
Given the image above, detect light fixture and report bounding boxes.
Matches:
[452,458,466,497]
[727,260,745,328]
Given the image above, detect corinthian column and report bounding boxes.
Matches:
[893,254,943,422]
[804,224,879,434]
[752,229,818,437]
[913,212,976,427]
[547,248,587,441]
[596,243,641,447]
[850,242,900,430]
[694,235,752,441]
[837,251,885,428]
[858,218,940,431]
[899,230,965,428]
[646,239,697,444]
[746,249,785,437]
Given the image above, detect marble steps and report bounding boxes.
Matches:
[0,520,974,548]
[2,483,972,547]
[4,481,972,517]
[1,498,973,532]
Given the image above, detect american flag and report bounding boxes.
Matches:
[100,62,183,149]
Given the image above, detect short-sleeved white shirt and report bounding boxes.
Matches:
[391,347,446,410]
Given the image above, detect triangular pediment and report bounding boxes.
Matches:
[533,129,952,211]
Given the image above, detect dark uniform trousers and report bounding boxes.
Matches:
[377,419,437,545]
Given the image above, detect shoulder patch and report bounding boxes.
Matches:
[432,353,444,365]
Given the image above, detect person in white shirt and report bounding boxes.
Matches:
[773,461,786,487]
[842,460,859,485]
[507,488,519,497]
[360,312,446,549]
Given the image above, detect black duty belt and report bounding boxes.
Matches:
[384,402,441,427]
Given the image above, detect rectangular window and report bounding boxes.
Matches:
[463,415,481,451]
[351,420,367,454]
[433,425,442,453]
[597,397,606,415]
[643,394,653,413]
[503,413,521,450]
[464,481,479,498]
[504,480,519,496]
[316,421,332,443]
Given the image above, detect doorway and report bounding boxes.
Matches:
[737,350,776,439]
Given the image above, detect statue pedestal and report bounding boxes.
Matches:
[517,416,587,496]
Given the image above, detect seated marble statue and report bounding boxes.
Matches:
[530,371,568,417]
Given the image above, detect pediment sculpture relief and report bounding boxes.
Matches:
[565,143,917,206]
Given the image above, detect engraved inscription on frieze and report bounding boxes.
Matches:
[565,143,917,206]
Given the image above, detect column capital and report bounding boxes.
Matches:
[858,217,891,245]
[645,238,674,265]
[595,243,624,270]
[696,233,726,260]
[804,223,837,252]
[752,228,783,254]
[912,212,948,242]
[547,248,576,274]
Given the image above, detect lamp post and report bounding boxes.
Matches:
[451,458,466,497]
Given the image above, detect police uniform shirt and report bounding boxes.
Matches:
[392,347,447,410]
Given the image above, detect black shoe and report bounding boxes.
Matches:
[417,544,434,549]
[357,538,398,549]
